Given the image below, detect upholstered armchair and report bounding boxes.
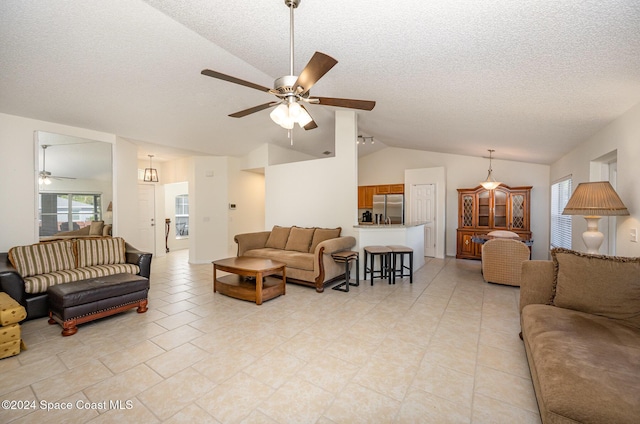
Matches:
[481,238,530,286]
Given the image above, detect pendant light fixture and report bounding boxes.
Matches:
[143,154,159,182]
[480,149,501,190]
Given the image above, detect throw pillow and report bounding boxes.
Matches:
[265,226,291,249]
[551,248,640,329]
[89,221,105,236]
[8,240,76,277]
[77,237,126,267]
[309,227,342,253]
[285,227,315,252]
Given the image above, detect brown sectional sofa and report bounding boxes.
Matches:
[519,248,640,424]
[234,226,356,292]
[0,237,152,320]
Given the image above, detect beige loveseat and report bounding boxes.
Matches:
[49,220,112,239]
[519,248,640,423]
[234,226,356,292]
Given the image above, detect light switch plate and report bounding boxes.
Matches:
[631,228,638,243]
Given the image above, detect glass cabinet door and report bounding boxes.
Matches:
[477,191,490,227]
[461,194,474,227]
[493,189,508,228]
[511,193,526,230]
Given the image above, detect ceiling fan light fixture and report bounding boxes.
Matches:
[270,102,312,129]
[480,149,501,190]
[270,104,289,127]
[296,106,313,127]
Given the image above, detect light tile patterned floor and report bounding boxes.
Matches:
[0,250,541,423]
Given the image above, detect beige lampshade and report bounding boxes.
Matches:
[563,181,629,216]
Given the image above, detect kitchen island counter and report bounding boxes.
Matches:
[354,222,426,274]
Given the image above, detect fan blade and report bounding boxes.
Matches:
[201,69,271,93]
[300,104,318,130]
[294,52,338,95]
[314,97,376,111]
[303,120,318,131]
[228,102,277,118]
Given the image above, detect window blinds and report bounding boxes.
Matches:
[550,176,572,249]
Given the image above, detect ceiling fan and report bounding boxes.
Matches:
[201,0,376,131]
[38,144,76,185]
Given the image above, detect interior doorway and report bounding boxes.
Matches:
[411,183,436,257]
[137,184,155,254]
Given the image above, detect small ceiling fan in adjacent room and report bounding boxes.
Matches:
[201,0,376,131]
[38,144,76,185]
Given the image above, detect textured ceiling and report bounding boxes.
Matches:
[2,0,640,164]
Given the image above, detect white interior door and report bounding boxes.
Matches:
[137,184,155,254]
[412,184,436,257]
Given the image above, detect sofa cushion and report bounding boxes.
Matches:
[245,248,314,271]
[551,248,640,329]
[522,304,640,423]
[309,227,342,253]
[77,237,127,268]
[23,263,140,294]
[8,240,76,277]
[265,226,291,249]
[89,221,105,236]
[285,227,315,253]
[102,224,112,237]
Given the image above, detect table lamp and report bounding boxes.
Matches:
[562,181,629,254]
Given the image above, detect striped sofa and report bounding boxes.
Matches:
[0,237,151,320]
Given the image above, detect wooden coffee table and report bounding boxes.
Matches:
[212,256,286,305]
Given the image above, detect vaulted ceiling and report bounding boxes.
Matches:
[2,0,640,164]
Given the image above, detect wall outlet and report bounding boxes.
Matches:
[229,203,236,210]
[631,228,638,243]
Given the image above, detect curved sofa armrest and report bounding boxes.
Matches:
[234,231,271,256]
[0,252,27,306]
[314,236,356,256]
[519,260,555,314]
[125,243,153,279]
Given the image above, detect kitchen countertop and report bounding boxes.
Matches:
[354,221,426,228]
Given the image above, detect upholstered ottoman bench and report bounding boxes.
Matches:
[47,273,149,336]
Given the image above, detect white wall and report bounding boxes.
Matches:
[114,137,143,245]
[265,110,358,238]
[359,148,550,259]
[187,156,228,263]
[0,113,117,251]
[551,102,640,257]
[227,157,265,255]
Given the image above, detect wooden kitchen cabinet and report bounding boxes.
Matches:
[359,184,404,209]
[358,186,377,209]
[375,185,390,194]
[456,184,532,260]
[389,184,404,194]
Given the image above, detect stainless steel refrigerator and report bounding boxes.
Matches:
[372,194,404,224]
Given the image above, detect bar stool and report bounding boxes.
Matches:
[363,246,392,285]
[331,251,359,292]
[388,245,413,284]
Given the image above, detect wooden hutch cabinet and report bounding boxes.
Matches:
[456,184,532,260]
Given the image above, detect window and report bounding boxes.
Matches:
[39,193,102,236]
[175,194,189,238]
[550,176,572,249]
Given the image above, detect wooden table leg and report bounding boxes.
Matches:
[256,271,263,305]
[282,266,286,295]
[213,265,218,293]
